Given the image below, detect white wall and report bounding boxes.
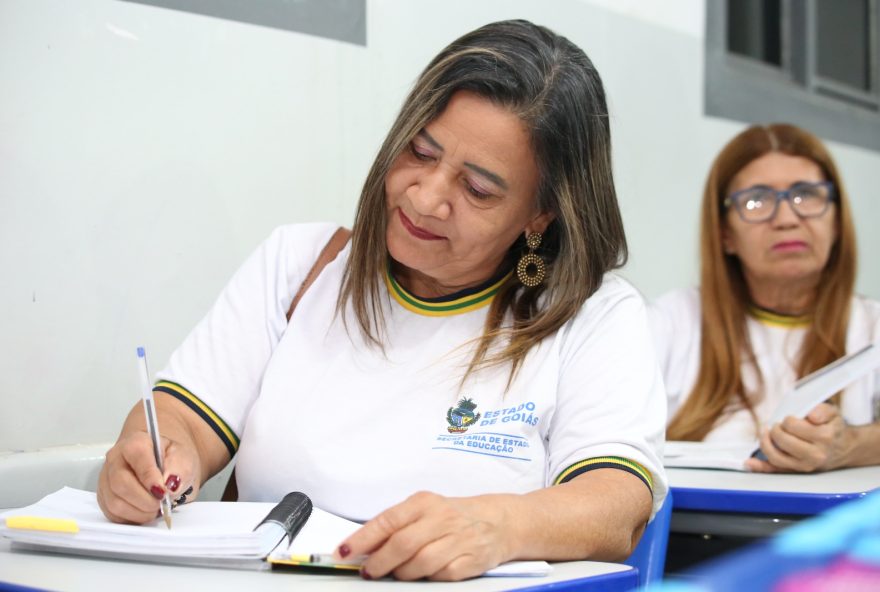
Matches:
[2,0,879,452]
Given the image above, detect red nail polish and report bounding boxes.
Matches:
[338,544,351,558]
[150,485,164,500]
[360,568,372,580]
[165,475,181,492]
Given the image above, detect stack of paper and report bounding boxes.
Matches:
[1,487,274,568]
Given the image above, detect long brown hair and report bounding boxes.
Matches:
[337,20,627,382]
[668,124,858,441]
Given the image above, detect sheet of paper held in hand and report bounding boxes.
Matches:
[664,344,880,471]
[0,487,551,576]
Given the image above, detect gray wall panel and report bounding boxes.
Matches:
[122,0,366,45]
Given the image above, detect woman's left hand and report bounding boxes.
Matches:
[334,491,511,581]
[745,403,855,473]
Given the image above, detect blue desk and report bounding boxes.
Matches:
[0,541,637,592]
[664,466,880,573]
[668,466,880,516]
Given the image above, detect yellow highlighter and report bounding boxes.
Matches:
[6,516,79,534]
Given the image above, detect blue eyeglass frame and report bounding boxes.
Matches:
[723,180,836,223]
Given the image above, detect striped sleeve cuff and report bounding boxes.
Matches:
[554,456,654,494]
[154,380,240,458]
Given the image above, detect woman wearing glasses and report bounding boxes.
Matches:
[651,123,880,473]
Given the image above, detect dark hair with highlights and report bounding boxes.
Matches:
[338,19,627,382]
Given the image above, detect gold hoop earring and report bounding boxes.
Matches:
[516,232,545,287]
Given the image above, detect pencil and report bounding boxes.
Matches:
[137,347,173,529]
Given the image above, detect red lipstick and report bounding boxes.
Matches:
[398,210,445,241]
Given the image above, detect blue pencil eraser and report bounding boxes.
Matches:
[137,347,145,357]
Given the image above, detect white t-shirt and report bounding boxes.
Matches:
[157,223,667,521]
[649,287,880,444]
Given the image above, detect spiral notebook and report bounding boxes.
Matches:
[0,487,550,576]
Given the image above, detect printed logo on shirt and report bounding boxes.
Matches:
[477,402,539,427]
[446,397,481,433]
[433,401,540,462]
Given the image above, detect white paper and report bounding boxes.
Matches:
[0,487,267,559]
[279,506,361,557]
[484,560,553,577]
[663,441,755,471]
[769,344,880,424]
[271,502,552,577]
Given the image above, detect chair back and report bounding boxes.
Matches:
[0,444,109,509]
[623,491,673,588]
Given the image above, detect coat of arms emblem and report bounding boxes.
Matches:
[446,397,481,433]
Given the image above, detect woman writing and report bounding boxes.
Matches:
[652,123,880,473]
[98,20,666,580]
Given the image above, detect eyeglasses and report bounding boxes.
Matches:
[723,181,835,224]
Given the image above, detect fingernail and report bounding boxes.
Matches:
[150,485,165,500]
[360,567,372,580]
[165,475,181,492]
[338,544,351,558]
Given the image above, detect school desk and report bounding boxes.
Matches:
[664,465,880,572]
[0,540,638,592]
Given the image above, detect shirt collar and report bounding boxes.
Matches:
[385,265,511,317]
[748,303,812,328]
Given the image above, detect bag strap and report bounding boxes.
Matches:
[220,226,351,502]
[286,226,352,321]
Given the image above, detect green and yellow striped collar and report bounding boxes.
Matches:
[385,267,510,317]
[748,304,812,328]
